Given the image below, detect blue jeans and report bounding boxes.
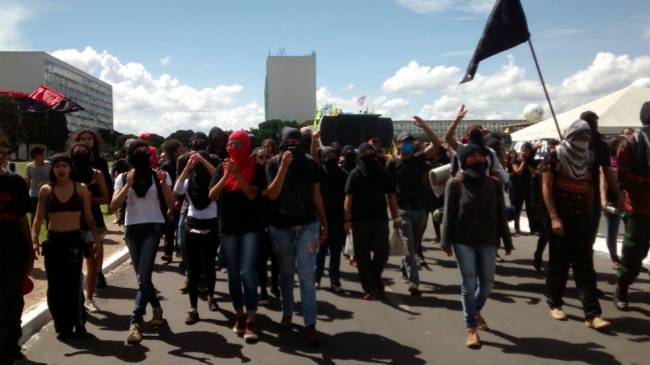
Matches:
[605,212,621,262]
[270,220,320,326]
[316,217,345,284]
[221,232,259,313]
[399,208,427,285]
[453,243,496,329]
[124,223,163,325]
[177,212,188,275]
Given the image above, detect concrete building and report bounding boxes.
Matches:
[265,52,316,122]
[392,119,532,140]
[0,51,113,131]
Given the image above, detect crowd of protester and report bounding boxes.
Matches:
[1,101,650,363]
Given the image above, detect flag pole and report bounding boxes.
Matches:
[527,39,562,139]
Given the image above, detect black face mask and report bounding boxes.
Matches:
[191,140,208,151]
[286,145,305,163]
[130,152,151,171]
[72,153,93,183]
[464,161,487,182]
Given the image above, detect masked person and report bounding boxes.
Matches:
[315,147,349,292]
[265,127,328,346]
[541,120,610,330]
[614,102,650,310]
[69,143,109,313]
[32,153,99,340]
[340,145,357,174]
[210,131,267,343]
[387,116,442,296]
[160,139,184,263]
[111,140,174,344]
[344,143,399,300]
[174,150,219,324]
[71,129,113,289]
[441,141,512,349]
[0,135,34,364]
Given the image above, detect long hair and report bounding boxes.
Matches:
[69,128,103,159]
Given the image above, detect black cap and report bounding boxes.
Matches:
[396,131,415,143]
[457,142,488,169]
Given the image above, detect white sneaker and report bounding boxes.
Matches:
[85,299,99,313]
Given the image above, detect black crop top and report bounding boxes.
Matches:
[47,183,83,213]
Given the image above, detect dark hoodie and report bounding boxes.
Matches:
[320,147,348,220]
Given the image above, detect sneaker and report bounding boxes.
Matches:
[614,283,628,311]
[149,307,166,327]
[331,282,343,293]
[85,299,99,313]
[305,324,318,346]
[585,317,610,330]
[408,283,421,297]
[549,307,567,321]
[233,316,246,335]
[401,267,409,282]
[475,314,489,331]
[362,292,375,300]
[280,315,292,331]
[126,324,142,344]
[208,299,219,312]
[185,310,200,325]
[96,272,107,289]
[244,319,258,343]
[180,279,189,294]
[73,325,88,338]
[465,328,481,349]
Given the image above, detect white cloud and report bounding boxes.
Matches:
[0,3,30,50]
[643,27,650,43]
[440,49,473,58]
[416,52,650,121]
[396,0,493,14]
[382,61,460,93]
[50,46,263,135]
[160,55,171,67]
[317,87,410,119]
[342,83,356,91]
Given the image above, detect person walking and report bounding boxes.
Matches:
[25,145,51,220]
[344,143,399,300]
[174,150,219,324]
[111,140,174,344]
[614,102,650,310]
[209,131,266,342]
[265,127,328,345]
[541,120,610,330]
[440,141,512,348]
[31,153,99,340]
[160,139,184,263]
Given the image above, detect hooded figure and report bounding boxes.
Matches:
[127,139,153,197]
[556,120,593,180]
[638,101,650,167]
[191,132,209,151]
[223,130,255,192]
[70,142,94,184]
[341,145,357,173]
[188,150,213,210]
[356,143,382,177]
[208,127,228,159]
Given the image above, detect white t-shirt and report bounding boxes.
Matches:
[114,173,172,226]
[173,179,218,220]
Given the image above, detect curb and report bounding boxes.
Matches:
[19,246,130,345]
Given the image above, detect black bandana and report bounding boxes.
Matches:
[188,150,212,210]
[70,142,93,184]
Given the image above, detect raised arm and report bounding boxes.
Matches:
[266,152,293,201]
[413,116,441,159]
[444,105,468,151]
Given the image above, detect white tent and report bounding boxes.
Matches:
[511,85,650,141]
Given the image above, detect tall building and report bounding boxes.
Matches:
[265,52,316,122]
[0,51,113,131]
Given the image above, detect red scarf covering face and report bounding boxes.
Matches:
[224,130,255,192]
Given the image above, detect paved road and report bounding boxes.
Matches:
[19,227,650,365]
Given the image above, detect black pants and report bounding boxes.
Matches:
[44,231,86,334]
[256,229,279,293]
[185,227,218,308]
[0,275,23,364]
[512,185,531,231]
[164,211,180,256]
[352,221,390,294]
[546,212,602,319]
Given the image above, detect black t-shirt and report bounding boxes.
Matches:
[386,155,429,210]
[345,167,395,222]
[212,164,267,234]
[266,154,320,227]
[0,172,31,275]
[320,164,348,220]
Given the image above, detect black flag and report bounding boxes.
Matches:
[460,0,530,84]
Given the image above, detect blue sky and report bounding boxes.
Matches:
[2,0,649,134]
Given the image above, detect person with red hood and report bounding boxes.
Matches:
[139,133,159,168]
[209,130,267,343]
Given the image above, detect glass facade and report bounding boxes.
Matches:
[392,119,531,140]
[43,60,113,131]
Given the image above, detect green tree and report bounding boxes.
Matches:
[249,119,299,143]
[0,95,22,150]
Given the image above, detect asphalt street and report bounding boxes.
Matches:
[19,225,650,365]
